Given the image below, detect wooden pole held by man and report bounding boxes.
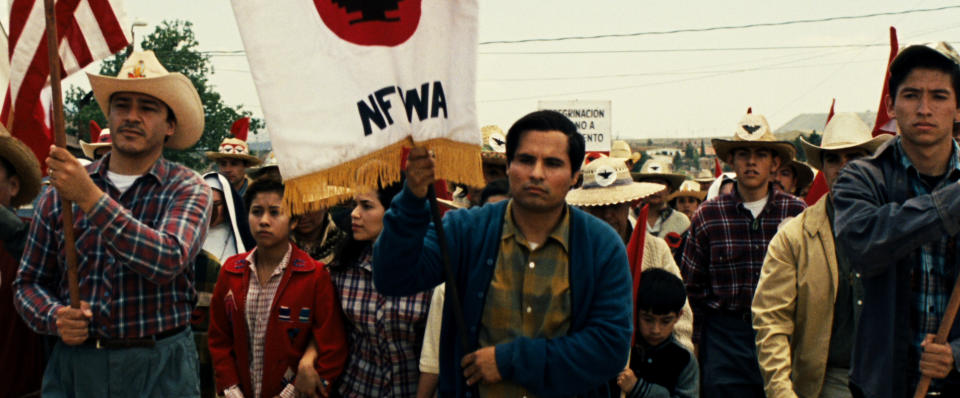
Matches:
[43,0,81,308]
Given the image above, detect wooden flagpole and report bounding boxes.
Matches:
[914,271,960,397]
[44,0,81,309]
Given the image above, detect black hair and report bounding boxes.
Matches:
[636,268,686,315]
[480,178,509,205]
[243,176,285,210]
[889,48,960,108]
[329,178,404,272]
[505,110,585,175]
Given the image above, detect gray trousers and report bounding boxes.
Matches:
[41,327,200,398]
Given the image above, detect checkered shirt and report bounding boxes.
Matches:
[478,202,572,398]
[245,245,293,398]
[680,186,806,343]
[14,155,211,338]
[330,249,432,398]
[898,140,960,366]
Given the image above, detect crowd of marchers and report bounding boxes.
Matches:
[4,41,960,398]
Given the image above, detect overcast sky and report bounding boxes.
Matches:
[54,0,960,141]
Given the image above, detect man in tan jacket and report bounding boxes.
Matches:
[752,113,892,398]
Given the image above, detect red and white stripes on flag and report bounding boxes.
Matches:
[2,0,130,166]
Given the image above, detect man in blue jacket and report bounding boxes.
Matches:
[833,42,960,398]
[373,110,633,397]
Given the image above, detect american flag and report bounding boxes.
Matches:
[1,0,130,166]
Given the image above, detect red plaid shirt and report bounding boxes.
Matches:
[680,187,805,343]
[14,155,211,338]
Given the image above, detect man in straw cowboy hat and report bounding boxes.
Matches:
[833,42,960,398]
[566,155,694,351]
[0,125,44,398]
[752,112,892,398]
[80,121,112,161]
[669,180,707,223]
[14,50,211,397]
[374,110,633,397]
[773,159,814,198]
[680,108,806,398]
[632,159,690,242]
[206,118,260,196]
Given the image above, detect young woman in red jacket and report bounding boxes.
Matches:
[208,177,348,398]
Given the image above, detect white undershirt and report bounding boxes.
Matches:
[743,197,768,218]
[106,171,141,194]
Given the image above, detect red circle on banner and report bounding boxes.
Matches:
[314,0,421,46]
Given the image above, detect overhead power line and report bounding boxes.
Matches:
[478,5,960,45]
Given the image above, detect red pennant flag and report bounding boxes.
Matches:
[230,117,251,141]
[872,27,899,137]
[89,120,101,142]
[826,98,836,124]
[805,98,837,205]
[714,157,722,178]
[626,203,649,346]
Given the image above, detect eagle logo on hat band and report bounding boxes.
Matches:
[487,132,506,153]
[594,165,618,187]
[219,143,250,155]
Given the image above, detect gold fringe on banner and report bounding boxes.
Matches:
[283,137,486,215]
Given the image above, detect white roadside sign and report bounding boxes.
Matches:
[537,100,612,153]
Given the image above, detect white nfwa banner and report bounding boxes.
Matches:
[231,0,484,212]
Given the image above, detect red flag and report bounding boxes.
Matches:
[626,203,649,345]
[826,98,835,124]
[89,120,101,142]
[2,0,130,166]
[805,99,838,205]
[713,157,722,178]
[230,117,250,141]
[872,27,899,137]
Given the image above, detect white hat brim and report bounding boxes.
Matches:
[80,140,111,159]
[801,134,893,170]
[566,181,664,207]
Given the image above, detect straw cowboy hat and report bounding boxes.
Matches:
[481,125,507,165]
[0,125,41,207]
[668,180,707,202]
[610,140,632,161]
[80,121,111,159]
[631,159,686,191]
[88,50,204,150]
[206,117,261,166]
[712,108,796,166]
[694,169,715,184]
[246,151,278,178]
[801,112,893,170]
[567,156,665,207]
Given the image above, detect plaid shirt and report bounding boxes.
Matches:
[478,202,572,398]
[330,248,432,398]
[14,155,211,338]
[899,140,960,365]
[244,245,294,398]
[680,186,805,343]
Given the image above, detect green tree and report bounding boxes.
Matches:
[65,20,262,171]
[791,136,806,162]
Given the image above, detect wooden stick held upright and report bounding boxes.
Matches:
[914,271,960,398]
[43,0,81,309]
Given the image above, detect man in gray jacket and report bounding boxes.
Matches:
[833,42,960,398]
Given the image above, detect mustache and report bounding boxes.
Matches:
[117,123,145,135]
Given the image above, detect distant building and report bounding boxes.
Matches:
[645,147,681,157]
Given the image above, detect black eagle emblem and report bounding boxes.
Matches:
[598,170,614,180]
[742,124,762,134]
[492,137,505,146]
[331,0,402,24]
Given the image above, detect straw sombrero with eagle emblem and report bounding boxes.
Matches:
[711,108,796,165]
[567,156,665,207]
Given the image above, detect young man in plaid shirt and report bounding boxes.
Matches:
[833,42,960,398]
[13,50,210,397]
[680,109,806,398]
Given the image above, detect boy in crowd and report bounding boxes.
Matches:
[617,268,699,398]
